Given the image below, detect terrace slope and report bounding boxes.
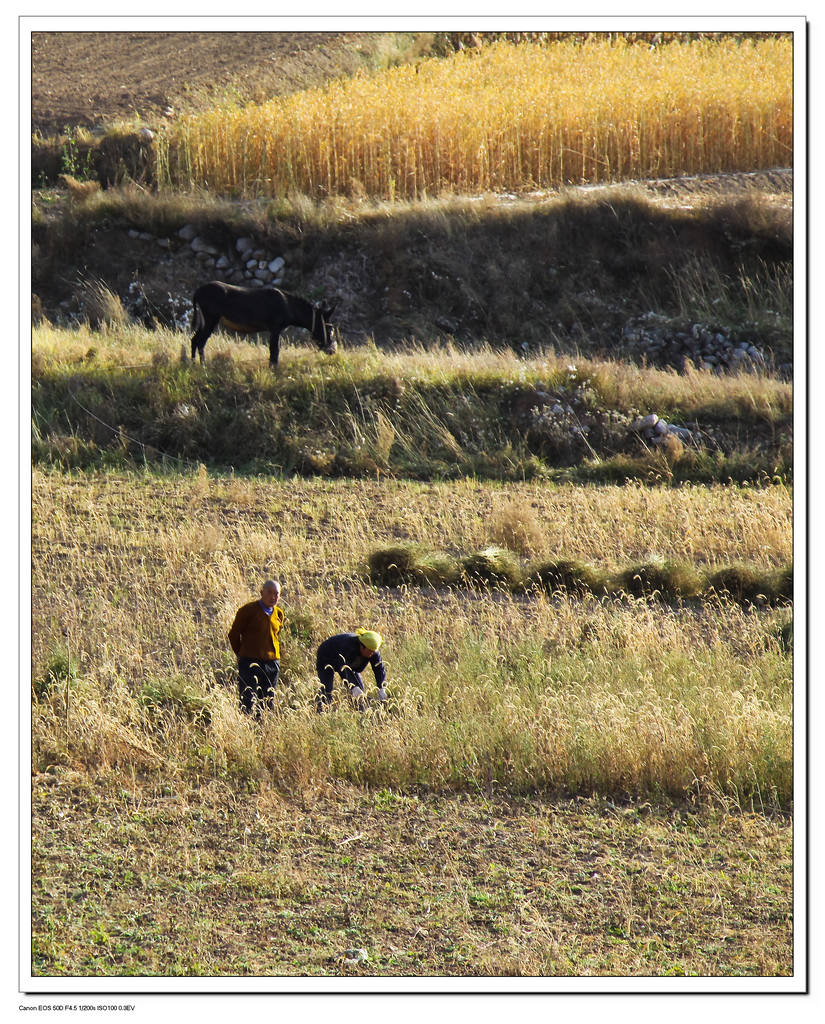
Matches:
[32,170,793,367]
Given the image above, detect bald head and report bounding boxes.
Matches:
[260,580,281,609]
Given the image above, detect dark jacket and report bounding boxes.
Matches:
[316,633,386,687]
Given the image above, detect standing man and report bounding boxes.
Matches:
[228,579,284,717]
[315,628,388,712]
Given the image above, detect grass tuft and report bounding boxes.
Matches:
[140,677,212,723]
[368,544,460,587]
[706,563,774,604]
[460,546,525,589]
[489,499,546,556]
[614,560,705,601]
[76,273,128,329]
[368,543,790,608]
[33,648,79,701]
[527,558,610,597]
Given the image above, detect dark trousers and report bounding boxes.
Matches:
[237,658,280,716]
[316,663,362,707]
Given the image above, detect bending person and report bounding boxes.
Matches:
[315,628,387,712]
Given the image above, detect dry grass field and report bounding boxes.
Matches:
[31,465,792,801]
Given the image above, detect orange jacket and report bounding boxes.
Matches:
[228,601,284,661]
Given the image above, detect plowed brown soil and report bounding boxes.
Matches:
[31,30,387,135]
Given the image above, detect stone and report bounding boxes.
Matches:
[343,948,368,964]
[178,224,198,241]
[246,258,258,269]
[128,229,141,239]
[138,127,154,143]
[157,237,170,248]
[215,256,230,269]
[632,413,659,431]
[668,425,693,442]
[268,256,285,274]
[236,237,254,254]
[191,236,218,255]
[653,419,669,435]
[253,267,271,280]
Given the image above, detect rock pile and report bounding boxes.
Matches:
[124,223,288,288]
[628,412,695,445]
[175,225,288,288]
[513,367,700,460]
[106,223,292,328]
[619,312,772,373]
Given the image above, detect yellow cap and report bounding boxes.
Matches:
[356,628,382,651]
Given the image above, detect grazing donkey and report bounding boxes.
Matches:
[190,281,338,367]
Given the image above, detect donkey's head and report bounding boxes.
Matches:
[312,303,338,355]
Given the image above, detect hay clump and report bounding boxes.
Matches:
[614,560,704,601]
[460,546,524,589]
[706,563,783,605]
[527,558,608,597]
[368,544,460,587]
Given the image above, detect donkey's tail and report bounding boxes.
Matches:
[191,299,204,333]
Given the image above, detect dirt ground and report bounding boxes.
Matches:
[30,30,388,135]
[31,771,793,977]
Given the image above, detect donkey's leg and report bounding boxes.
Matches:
[191,315,219,363]
[268,329,282,367]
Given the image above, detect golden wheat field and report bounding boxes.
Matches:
[158,36,793,198]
